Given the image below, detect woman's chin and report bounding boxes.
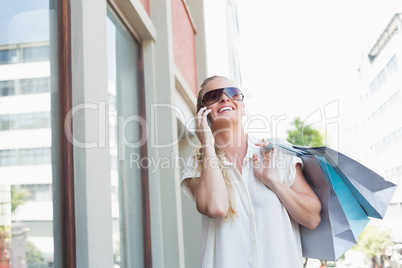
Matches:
[211,115,241,128]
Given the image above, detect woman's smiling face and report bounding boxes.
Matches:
[201,77,245,127]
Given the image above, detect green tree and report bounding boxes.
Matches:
[286,117,324,147]
[10,187,30,212]
[26,240,44,266]
[353,224,393,267]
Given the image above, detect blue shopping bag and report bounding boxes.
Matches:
[265,141,396,260]
[268,143,397,219]
[292,146,397,219]
[317,156,370,239]
[297,155,356,261]
[318,147,396,219]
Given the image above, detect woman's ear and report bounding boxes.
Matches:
[242,103,246,116]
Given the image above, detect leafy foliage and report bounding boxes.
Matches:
[10,187,30,212]
[26,240,44,266]
[0,226,11,243]
[286,117,324,147]
[353,224,393,259]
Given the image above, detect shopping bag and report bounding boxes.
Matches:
[298,155,357,261]
[266,142,396,260]
[316,156,370,239]
[293,146,397,219]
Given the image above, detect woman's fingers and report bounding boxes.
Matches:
[252,153,263,178]
[256,142,270,148]
[252,153,260,168]
[262,149,271,167]
[203,108,212,119]
[195,107,215,146]
[196,107,205,125]
[197,106,207,115]
[197,107,211,120]
[196,107,207,120]
[262,147,276,168]
[196,107,212,127]
[256,138,268,146]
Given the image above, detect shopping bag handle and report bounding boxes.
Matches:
[264,142,307,156]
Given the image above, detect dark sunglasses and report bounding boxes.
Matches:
[202,87,244,107]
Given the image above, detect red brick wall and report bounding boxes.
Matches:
[171,0,197,95]
[140,0,150,15]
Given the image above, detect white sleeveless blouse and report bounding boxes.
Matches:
[181,136,304,268]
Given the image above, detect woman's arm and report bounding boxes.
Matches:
[270,163,321,229]
[186,106,229,218]
[252,146,321,230]
[186,146,229,218]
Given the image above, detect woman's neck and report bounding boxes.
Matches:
[214,126,248,163]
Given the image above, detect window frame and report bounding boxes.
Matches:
[56,0,152,267]
[107,1,152,266]
[57,1,76,267]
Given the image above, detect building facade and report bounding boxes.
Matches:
[0,0,241,267]
[357,13,402,243]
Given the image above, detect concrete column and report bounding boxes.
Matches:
[149,0,186,266]
[142,39,165,268]
[70,0,113,266]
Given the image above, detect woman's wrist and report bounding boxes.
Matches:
[262,174,282,191]
[202,145,216,157]
[201,146,221,170]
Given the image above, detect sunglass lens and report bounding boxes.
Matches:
[225,88,243,100]
[204,89,223,106]
[203,87,243,106]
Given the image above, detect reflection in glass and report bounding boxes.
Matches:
[0,1,57,267]
[107,8,144,268]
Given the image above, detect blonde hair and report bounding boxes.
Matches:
[193,75,238,220]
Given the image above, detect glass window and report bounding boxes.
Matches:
[23,46,50,63]
[0,1,58,267]
[0,150,16,166]
[0,112,50,131]
[107,8,145,267]
[0,49,18,65]
[0,49,10,63]
[20,78,35,94]
[19,148,51,165]
[19,148,37,165]
[369,78,378,95]
[18,112,51,130]
[0,148,51,167]
[32,77,50,94]
[377,68,387,87]
[0,114,13,131]
[20,184,52,202]
[0,80,15,97]
[387,54,398,75]
[1,78,49,97]
[17,113,38,130]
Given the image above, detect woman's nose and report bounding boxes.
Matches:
[219,93,231,102]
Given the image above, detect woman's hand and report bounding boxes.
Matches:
[252,138,321,230]
[191,107,229,219]
[195,107,215,147]
[252,138,279,189]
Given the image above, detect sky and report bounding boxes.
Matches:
[0,0,49,45]
[236,0,402,155]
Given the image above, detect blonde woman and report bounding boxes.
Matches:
[181,75,321,267]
